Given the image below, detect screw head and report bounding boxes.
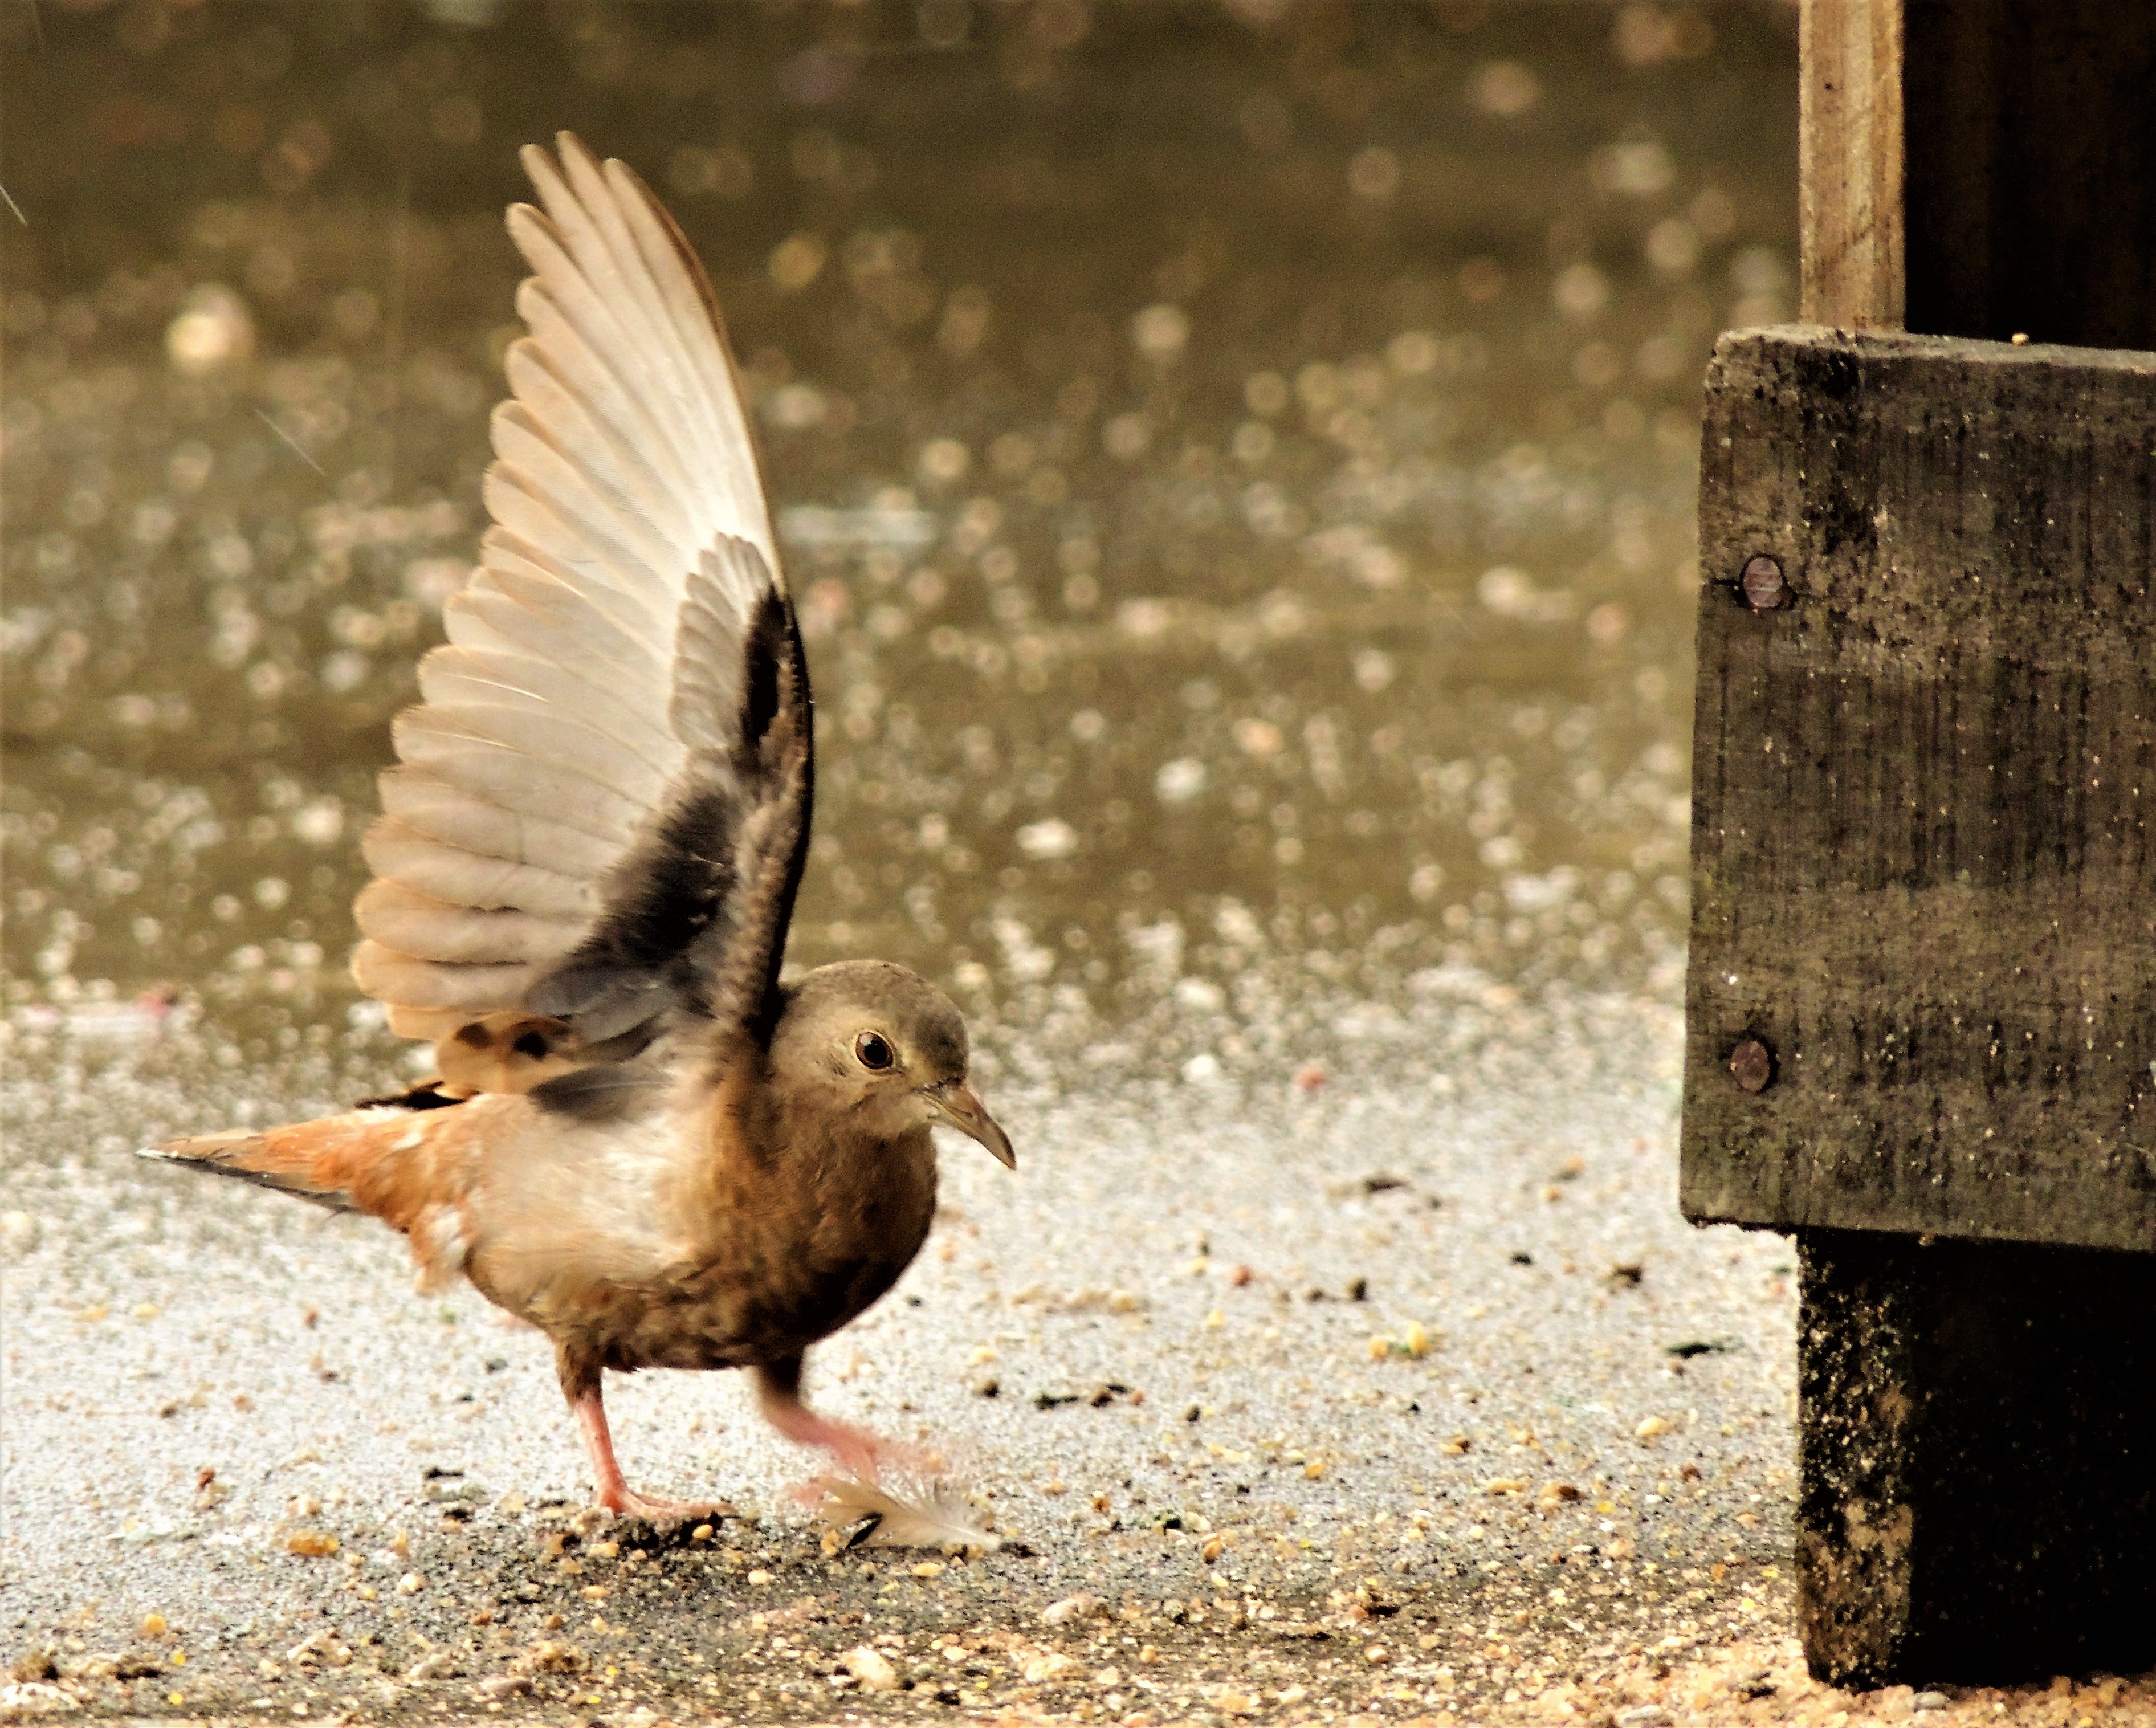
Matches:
[1729,1037,1776,1093]
[1739,555,1787,612]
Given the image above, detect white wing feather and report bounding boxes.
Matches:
[353,133,781,1041]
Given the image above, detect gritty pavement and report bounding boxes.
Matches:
[7,976,2153,1727]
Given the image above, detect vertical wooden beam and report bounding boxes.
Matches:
[1798,0,1904,327]
[1799,1234,2156,1687]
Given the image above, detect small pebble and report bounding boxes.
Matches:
[1040,1592,1101,1625]
[841,1645,900,1692]
[1022,1651,1079,1684]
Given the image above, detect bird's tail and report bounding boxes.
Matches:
[138,1106,450,1216]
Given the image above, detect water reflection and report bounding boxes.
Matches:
[0,1,1795,1088]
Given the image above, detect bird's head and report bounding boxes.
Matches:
[775,960,1015,1168]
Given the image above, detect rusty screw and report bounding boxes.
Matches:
[1739,555,1787,612]
[1728,1037,1775,1094]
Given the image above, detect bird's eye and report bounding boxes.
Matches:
[855,1031,895,1071]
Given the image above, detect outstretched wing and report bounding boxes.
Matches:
[350,133,812,1086]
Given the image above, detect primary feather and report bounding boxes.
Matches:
[350,132,801,1061]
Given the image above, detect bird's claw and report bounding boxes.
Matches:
[595,1488,729,1529]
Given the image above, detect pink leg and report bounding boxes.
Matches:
[755,1355,924,1482]
[570,1384,727,1525]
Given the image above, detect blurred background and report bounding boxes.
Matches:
[0,0,1796,1101]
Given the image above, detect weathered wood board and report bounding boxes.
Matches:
[1682,325,2156,1253]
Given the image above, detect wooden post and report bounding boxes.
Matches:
[1684,0,2156,1689]
[1799,0,1902,328]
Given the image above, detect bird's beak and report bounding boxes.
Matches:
[925,1081,1016,1169]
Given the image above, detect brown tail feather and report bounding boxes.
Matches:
[139,1127,358,1212]
[139,1105,460,1221]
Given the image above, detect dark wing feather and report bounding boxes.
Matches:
[523,557,812,1048]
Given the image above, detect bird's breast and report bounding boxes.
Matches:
[513,1115,940,1376]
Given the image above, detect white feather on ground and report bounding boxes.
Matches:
[806,1473,1001,1555]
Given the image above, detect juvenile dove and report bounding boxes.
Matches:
[142,134,1015,1522]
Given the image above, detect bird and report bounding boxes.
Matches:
[140,133,1016,1525]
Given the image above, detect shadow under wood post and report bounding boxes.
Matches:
[1682,0,2156,1688]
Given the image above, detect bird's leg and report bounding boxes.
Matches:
[755,1354,924,1484]
[559,1351,725,1526]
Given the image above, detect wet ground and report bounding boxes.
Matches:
[7,3,2148,1725]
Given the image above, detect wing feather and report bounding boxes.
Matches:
[415,651,679,780]
[390,710,651,838]
[354,881,581,966]
[377,768,619,880]
[362,817,596,918]
[350,135,810,1082]
[501,342,696,549]
[452,551,657,679]
[606,160,776,569]
[490,404,686,584]
[546,143,718,462]
[510,282,699,523]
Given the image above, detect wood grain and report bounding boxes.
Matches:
[1800,0,1904,327]
[1681,325,2156,1253]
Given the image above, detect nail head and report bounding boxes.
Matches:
[1739,555,1786,612]
[1729,1037,1775,1094]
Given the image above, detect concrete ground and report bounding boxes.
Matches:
[6,977,2151,1726]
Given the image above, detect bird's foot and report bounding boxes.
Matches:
[763,1405,936,1484]
[594,1486,730,1528]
